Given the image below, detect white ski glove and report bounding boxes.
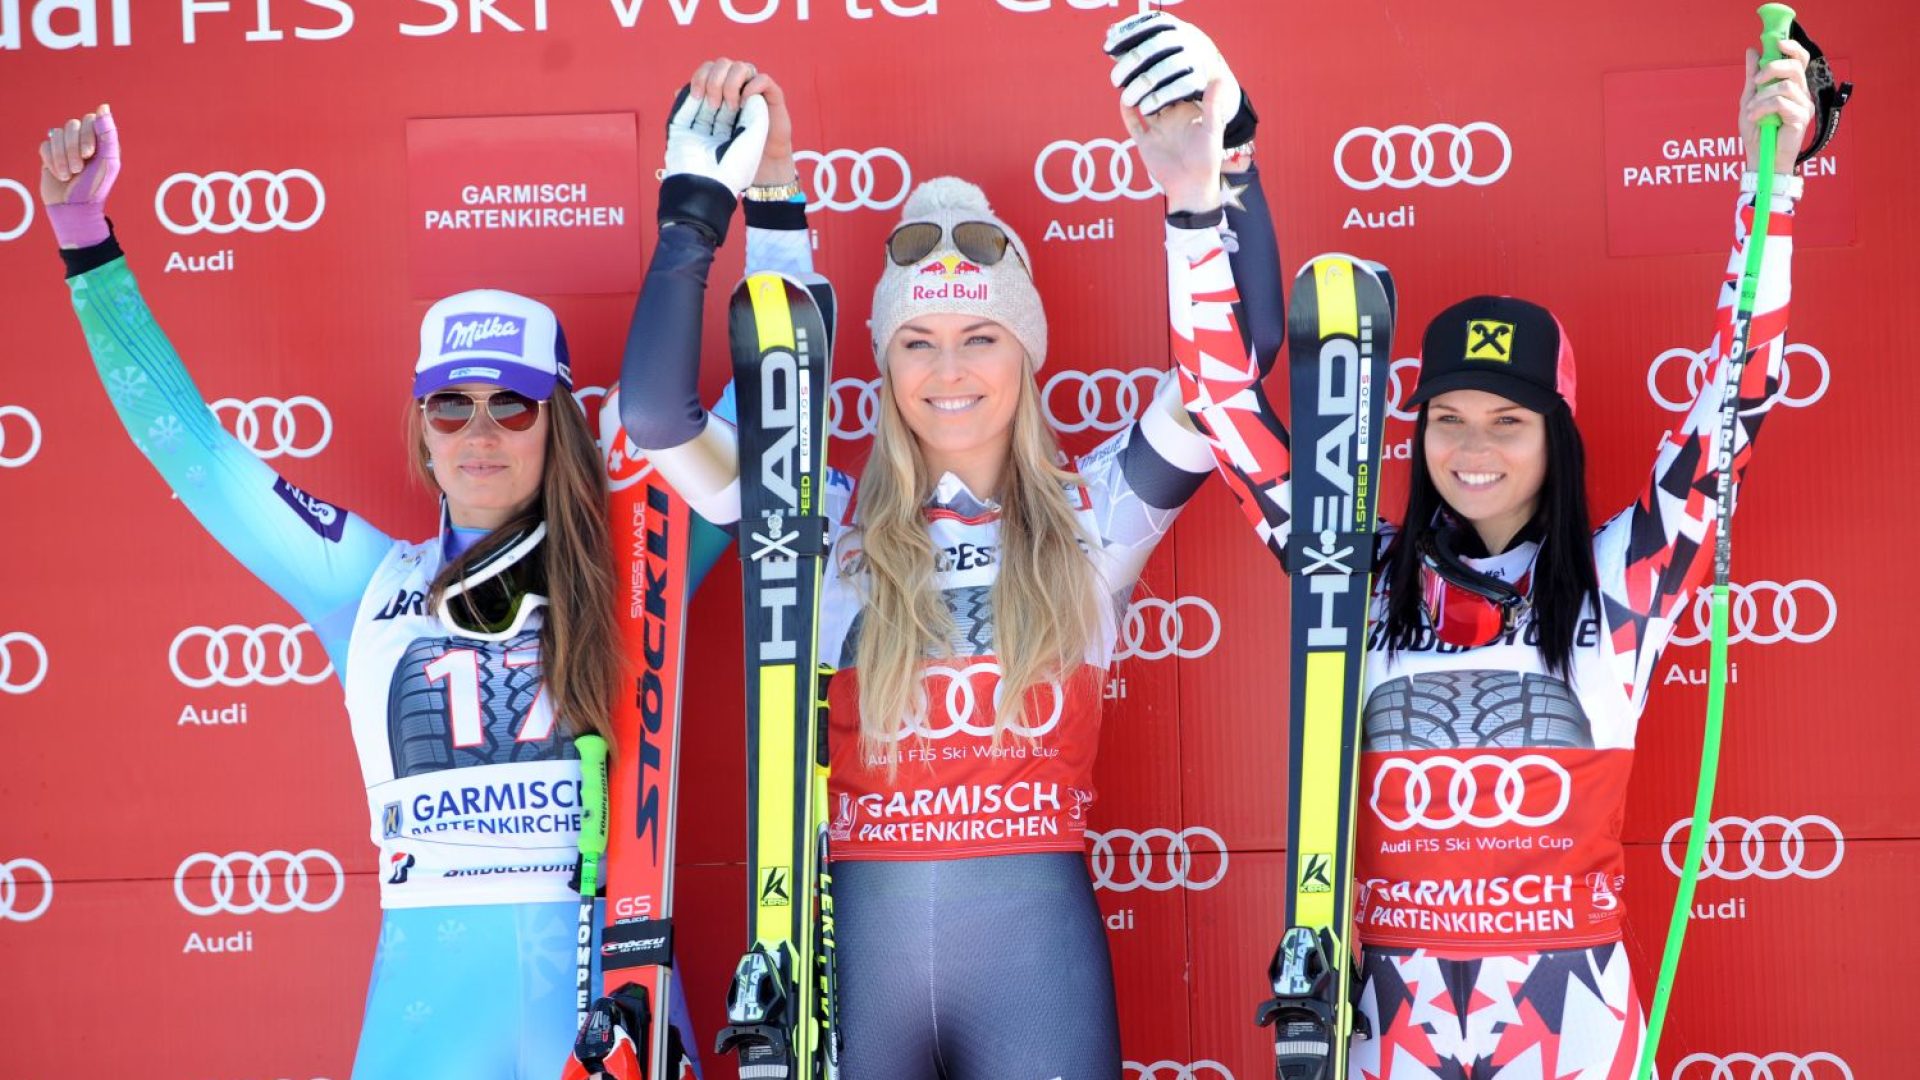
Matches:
[1104,11,1248,143]
[664,86,770,195]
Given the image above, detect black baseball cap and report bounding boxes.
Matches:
[1407,296,1578,416]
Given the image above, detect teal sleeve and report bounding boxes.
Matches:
[68,258,391,672]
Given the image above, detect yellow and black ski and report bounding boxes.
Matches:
[717,272,840,1079]
[1257,254,1393,1080]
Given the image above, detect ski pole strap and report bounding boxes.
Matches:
[574,734,611,896]
[1284,530,1377,577]
[1789,19,1854,166]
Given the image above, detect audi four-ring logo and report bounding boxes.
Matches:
[174,849,345,915]
[1087,826,1228,892]
[1034,138,1160,203]
[1334,122,1513,191]
[795,148,911,213]
[1126,1063,1236,1080]
[1116,596,1220,661]
[1043,367,1164,434]
[0,178,32,242]
[1662,814,1844,881]
[1672,1052,1853,1080]
[211,396,333,459]
[0,404,43,467]
[169,623,333,688]
[829,377,882,440]
[898,662,1063,741]
[154,169,326,235]
[1383,357,1424,422]
[1370,754,1572,831]
[0,858,53,922]
[1670,580,1836,647]
[1647,342,1830,412]
[0,632,48,695]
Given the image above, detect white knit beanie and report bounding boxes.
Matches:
[869,177,1048,370]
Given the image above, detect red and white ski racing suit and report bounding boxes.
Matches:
[1172,193,1796,1080]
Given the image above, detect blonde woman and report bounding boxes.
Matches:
[38,105,704,1077]
[621,33,1269,1077]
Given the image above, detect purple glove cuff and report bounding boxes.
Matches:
[47,201,110,249]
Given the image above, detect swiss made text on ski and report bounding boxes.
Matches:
[717,272,841,1080]
[1256,254,1393,1080]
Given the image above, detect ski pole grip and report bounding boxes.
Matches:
[1754,4,1795,141]
[576,734,610,862]
[1757,4,1794,63]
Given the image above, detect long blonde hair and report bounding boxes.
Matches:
[850,371,1104,766]
[406,395,621,747]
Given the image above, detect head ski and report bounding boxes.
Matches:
[717,272,840,1080]
[1256,254,1393,1080]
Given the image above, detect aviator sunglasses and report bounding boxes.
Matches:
[420,389,545,435]
[886,220,1027,273]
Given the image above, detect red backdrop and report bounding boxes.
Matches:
[1,2,1913,1078]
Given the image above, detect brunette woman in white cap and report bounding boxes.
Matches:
[38,106,705,1077]
[621,30,1273,1078]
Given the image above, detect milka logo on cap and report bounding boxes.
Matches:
[442,313,527,357]
[1465,319,1514,362]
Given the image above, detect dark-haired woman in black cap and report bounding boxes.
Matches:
[1170,37,1819,1080]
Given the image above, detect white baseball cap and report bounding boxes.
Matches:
[413,289,572,401]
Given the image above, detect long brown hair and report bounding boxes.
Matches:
[406,395,620,746]
[850,372,1103,767]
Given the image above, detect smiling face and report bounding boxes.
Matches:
[1423,388,1548,552]
[883,313,1028,494]
[420,382,549,530]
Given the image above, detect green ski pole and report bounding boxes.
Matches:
[1636,6,1794,1079]
[573,734,611,1035]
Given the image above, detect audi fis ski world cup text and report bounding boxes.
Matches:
[0,0,1191,50]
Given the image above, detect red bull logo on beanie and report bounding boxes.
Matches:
[910,255,991,302]
[443,313,526,356]
[917,255,986,280]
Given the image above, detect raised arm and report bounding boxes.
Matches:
[617,60,775,527]
[1108,12,1294,565]
[1598,40,1816,706]
[44,107,389,671]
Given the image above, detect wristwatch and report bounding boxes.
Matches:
[745,180,804,202]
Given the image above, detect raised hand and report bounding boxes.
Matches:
[38,103,120,248]
[1741,38,1815,171]
[665,57,770,197]
[1104,12,1243,145]
[1121,78,1225,216]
